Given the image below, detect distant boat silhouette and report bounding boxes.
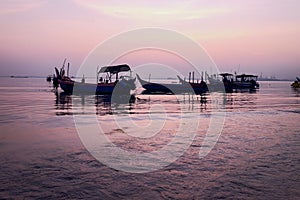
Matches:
[291,77,300,88]
[10,75,29,78]
[46,75,52,82]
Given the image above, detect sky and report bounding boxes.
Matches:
[0,0,299,79]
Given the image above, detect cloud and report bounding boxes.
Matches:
[0,0,47,15]
[73,0,232,21]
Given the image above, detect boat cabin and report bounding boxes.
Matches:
[97,64,132,84]
[219,73,234,82]
[235,74,258,82]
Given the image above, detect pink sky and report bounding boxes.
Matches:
[0,0,299,78]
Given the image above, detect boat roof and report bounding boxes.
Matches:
[99,64,131,74]
[219,73,233,76]
[236,74,258,78]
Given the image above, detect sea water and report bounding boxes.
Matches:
[0,77,299,199]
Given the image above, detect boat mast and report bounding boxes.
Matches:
[96,66,99,83]
[67,62,70,77]
[62,58,66,69]
[192,71,195,83]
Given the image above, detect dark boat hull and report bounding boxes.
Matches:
[137,74,208,94]
[226,81,259,91]
[140,82,194,94]
[59,80,134,95]
[232,82,259,89]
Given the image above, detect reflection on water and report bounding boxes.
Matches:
[54,92,210,116]
[55,79,300,118]
[0,78,299,199]
[292,87,300,97]
[225,93,258,111]
[53,89,268,119]
[55,92,72,115]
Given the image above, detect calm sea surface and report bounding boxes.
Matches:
[0,77,299,199]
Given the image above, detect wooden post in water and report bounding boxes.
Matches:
[189,72,191,83]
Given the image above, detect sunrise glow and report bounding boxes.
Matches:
[0,0,299,78]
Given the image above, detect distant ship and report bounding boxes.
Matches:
[10,75,29,78]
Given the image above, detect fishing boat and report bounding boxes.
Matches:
[206,74,227,92]
[291,77,300,88]
[207,74,222,85]
[54,63,136,95]
[220,73,259,92]
[176,76,209,94]
[136,74,191,94]
[136,74,208,94]
[46,75,52,82]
